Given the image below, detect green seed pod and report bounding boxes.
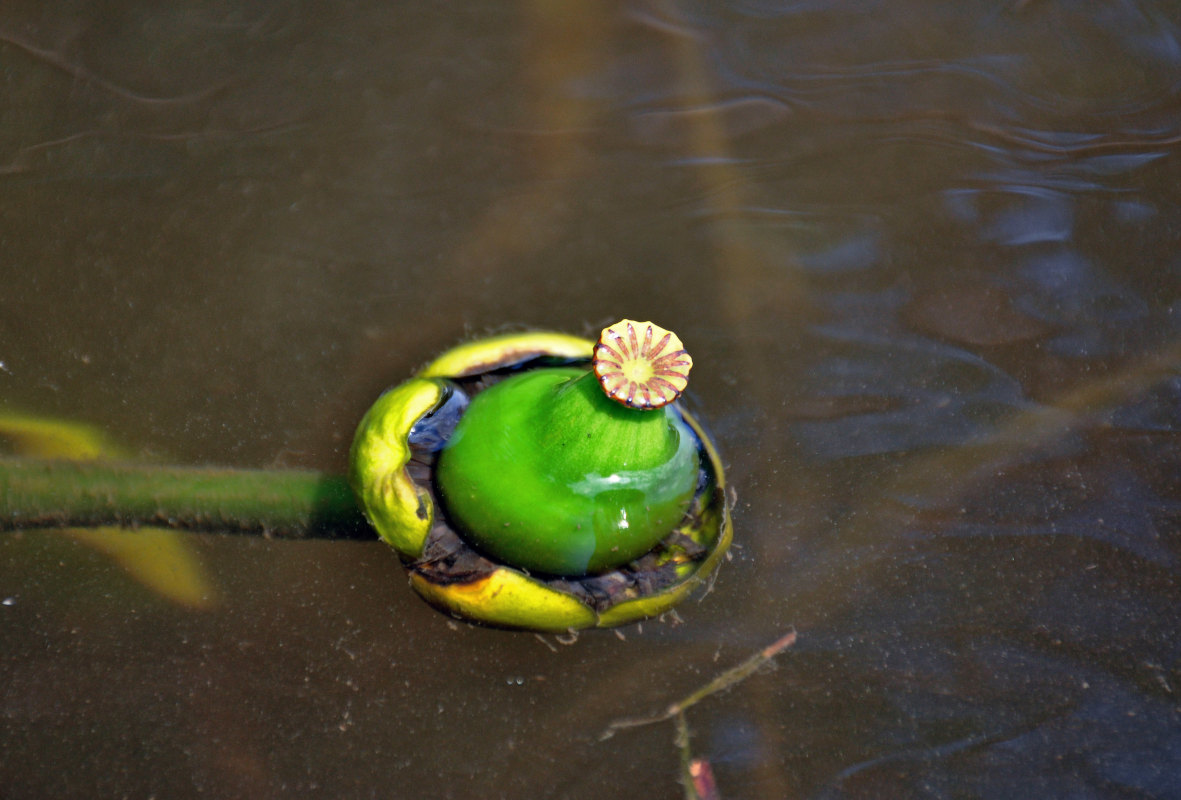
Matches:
[349,321,730,631]
[435,367,699,575]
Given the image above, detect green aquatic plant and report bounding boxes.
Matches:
[350,320,731,630]
[434,321,698,575]
[1,320,732,630]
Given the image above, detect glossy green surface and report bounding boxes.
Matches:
[435,367,699,575]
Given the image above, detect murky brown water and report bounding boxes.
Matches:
[2,2,1179,798]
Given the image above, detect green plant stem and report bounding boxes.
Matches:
[0,457,369,538]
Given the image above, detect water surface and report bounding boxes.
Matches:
[1,2,1179,797]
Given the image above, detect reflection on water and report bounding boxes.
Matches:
[1,1,1179,797]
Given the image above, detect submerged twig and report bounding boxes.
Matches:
[601,630,797,799]
[601,629,798,740]
[675,712,722,800]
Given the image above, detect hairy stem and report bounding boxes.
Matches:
[0,457,369,539]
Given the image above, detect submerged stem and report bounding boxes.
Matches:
[599,629,798,740]
[0,457,368,538]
